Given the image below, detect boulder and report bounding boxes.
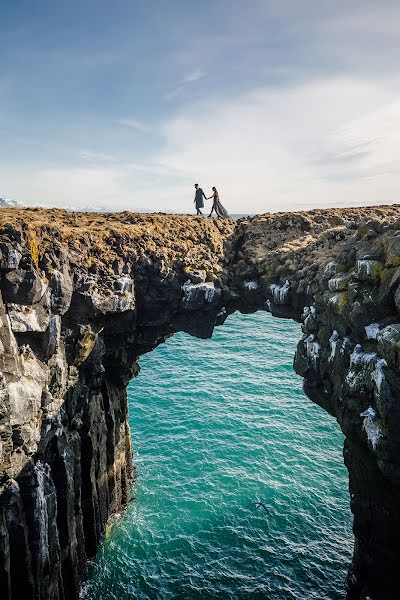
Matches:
[377,324,400,369]
[7,303,51,333]
[183,267,207,284]
[181,281,222,310]
[49,269,73,314]
[0,315,21,375]
[0,243,22,271]
[2,269,47,305]
[355,260,382,283]
[384,234,400,266]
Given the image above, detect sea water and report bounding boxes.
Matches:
[83,311,352,600]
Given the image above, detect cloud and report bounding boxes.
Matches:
[182,69,205,84]
[30,167,125,206]
[114,118,149,132]
[2,76,400,215]
[164,69,205,100]
[155,76,400,212]
[0,162,190,212]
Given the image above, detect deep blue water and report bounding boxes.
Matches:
[83,311,352,599]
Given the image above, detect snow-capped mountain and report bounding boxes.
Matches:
[0,197,18,207]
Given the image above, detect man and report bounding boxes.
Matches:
[194,183,206,215]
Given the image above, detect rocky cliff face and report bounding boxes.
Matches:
[0,210,236,600]
[230,206,400,600]
[0,206,400,600]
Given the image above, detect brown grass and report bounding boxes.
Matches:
[0,208,236,275]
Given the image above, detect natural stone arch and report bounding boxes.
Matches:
[1,206,400,600]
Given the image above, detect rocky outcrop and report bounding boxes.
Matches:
[0,210,236,600]
[1,205,400,600]
[229,206,400,600]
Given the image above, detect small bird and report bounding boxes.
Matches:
[250,501,270,514]
[329,330,340,343]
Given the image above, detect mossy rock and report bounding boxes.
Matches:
[206,270,218,283]
[327,291,350,316]
[384,234,400,267]
[377,324,400,369]
[355,259,383,283]
[75,327,97,365]
[183,266,206,283]
[356,224,377,239]
[327,273,352,292]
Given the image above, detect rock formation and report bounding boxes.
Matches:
[0,205,400,600]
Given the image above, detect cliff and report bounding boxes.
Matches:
[0,205,400,600]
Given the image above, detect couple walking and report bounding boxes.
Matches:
[194,183,229,218]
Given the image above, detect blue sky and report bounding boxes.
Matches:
[1,1,400,213]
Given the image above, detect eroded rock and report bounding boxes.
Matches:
[0,206,400,600]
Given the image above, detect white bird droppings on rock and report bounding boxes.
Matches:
[372,358,387,395]
[329,330,340,361]
[350,349,377,366]
[244,280,259,291]
[304,334,320,364]
[365,323,381,340]
[324,261,336,276]
[269,280,290,304]
[360,407,377,422]
[363,419,382,450]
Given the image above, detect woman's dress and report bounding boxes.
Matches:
[213,194,229,218]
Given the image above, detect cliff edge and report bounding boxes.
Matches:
[1,205,400,600]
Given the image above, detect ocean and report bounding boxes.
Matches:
[82,311,352,600]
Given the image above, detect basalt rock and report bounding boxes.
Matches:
[230,206,400,600]
[0,206,400,600]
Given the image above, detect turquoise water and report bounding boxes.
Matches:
[83,312,352,600]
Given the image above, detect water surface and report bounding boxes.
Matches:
[84,311,352,599]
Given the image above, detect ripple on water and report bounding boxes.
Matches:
[83,311,352,600]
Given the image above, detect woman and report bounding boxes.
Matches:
[207,187,229,218]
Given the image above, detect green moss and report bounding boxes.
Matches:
[329,291,349,315]
[383,235,400,267]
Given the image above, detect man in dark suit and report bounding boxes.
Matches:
[194,183,206,215]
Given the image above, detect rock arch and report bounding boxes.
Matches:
[1,206,400,600]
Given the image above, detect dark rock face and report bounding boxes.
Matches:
[231,208,400,600]
[0,211,235,600]
[1,206,400,600]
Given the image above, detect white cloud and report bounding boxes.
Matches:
[164,69,205,100]
[2,78,400,215]
[182,70,205,84]
[114,118,149,132]
[155,77,400,213]
[0,162,190,212]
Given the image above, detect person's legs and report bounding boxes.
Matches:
[208,206,215,217]
[196,208,203,215]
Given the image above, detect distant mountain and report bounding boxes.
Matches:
[0,199,182,214]
[0,197,18,207]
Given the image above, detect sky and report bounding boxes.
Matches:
[1,0,400,214]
